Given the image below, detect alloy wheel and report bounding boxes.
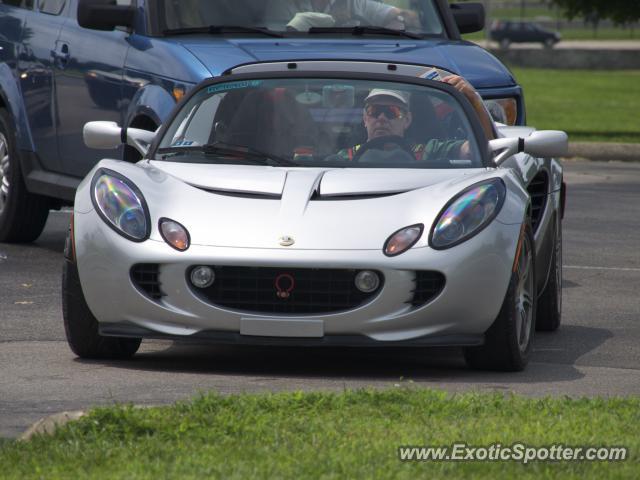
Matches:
[515,233,534,352]
[0,132,11,214]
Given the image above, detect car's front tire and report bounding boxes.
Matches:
[464,222,537,371]
[543,38,556,49]
[536,222,562,331]
[62,226,141,359]
[0,109,50,243]
[500,38,511,49]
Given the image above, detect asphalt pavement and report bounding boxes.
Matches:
[1,159,639,439]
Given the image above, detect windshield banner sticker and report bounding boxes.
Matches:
[207,80,263,94]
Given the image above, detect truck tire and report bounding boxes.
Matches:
[0,109,50,243]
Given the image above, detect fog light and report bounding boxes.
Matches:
[354,270,380,293]
[191,266,215,288]
[159,218,190,251]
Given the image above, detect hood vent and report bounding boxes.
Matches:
[311,191,404,201]
[195,185,404,201]
[195,186,281,200]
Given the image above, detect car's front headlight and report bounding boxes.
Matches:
[484,97,518,126]
[430,179,506,250]
[91,169,150,242]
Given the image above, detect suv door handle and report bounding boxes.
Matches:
[51,43,70,67]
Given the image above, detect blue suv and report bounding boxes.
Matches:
[0,0,524,242]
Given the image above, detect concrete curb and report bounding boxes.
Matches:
[19,411,86,441]
[566,142,640,162]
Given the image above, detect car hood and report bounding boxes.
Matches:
[148,161,485,197]
[176,38,516,88]
[76,160,524,250]
[81,160,518,251]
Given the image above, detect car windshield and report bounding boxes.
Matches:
[156,77,484,169]
[159,0,444,36]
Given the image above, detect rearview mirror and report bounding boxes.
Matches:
[78,0,136,31]
[450,2,485,34]
[83,121,156,157]
[489,130,568,166]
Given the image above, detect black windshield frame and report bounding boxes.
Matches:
[147,70,492,168]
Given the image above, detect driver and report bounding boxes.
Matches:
[336,75,495,162]
[267,0,419,31]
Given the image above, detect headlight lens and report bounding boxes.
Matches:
[383,224,423,257]
[430,179,506,250]
[483,98,517,126]
[92,170,150,241]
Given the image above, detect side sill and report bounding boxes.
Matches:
[20,150,80,202]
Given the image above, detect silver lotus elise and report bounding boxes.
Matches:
[63,62,567,371]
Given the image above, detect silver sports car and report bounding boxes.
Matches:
[63,61,567,371]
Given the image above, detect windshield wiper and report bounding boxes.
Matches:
[163,25,284,38]
[308,26,422,39]
[157,142,297,167]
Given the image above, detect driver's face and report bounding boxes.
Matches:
[363,98,412,141]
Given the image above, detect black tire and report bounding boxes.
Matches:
[62,228,141,359]
[500,38,511,49]
[543,38,556,49]
[536,221,562,331]
[464,222,537,371]
[0,109,50,243]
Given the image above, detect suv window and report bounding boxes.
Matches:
[39,0,65,15]
[159,0,444,36]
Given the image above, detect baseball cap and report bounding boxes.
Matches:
[364,89,410,107]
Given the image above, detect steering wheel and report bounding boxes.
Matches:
[351,135,415,162]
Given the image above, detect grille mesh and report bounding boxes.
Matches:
[190,266,383,314]
[410,271,446,307]
[131,264,165,300]
[528,172,549,232]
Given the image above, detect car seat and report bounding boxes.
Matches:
[405,92,447,145]
[213,88,316,159]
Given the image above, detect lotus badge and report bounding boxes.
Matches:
[275,273,295,299]
[279,235,295,247]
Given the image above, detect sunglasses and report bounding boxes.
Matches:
[365,104,408,120]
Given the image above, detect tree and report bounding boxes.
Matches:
[548,0,640,25]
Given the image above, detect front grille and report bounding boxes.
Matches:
[528,172,548,232]
[190,266,383,314]
[131,264,165,300]
[410,271,446,307]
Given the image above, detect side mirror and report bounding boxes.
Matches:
[78,0,136,31]
[489,130,568,166]
[450,2,485,34]
[83,121,156,157]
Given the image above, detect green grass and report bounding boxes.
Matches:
[1,389,639,479]
[509,68,640,143]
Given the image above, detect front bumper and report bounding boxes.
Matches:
[75,209,521,344]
